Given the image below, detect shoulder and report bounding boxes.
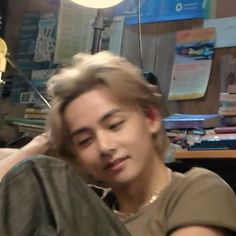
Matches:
[169,167,236,207]
[171,167,236,208]
[172,167,234,194]
[166,167,236,234]
[184,167,223,179]
[176,166,224,180]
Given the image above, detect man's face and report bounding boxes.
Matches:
[64,88,161,187]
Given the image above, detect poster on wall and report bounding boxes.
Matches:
[54,0,124,64]
[53,0,96,64]
[168,28,216,101]
[204,17,236,48]
[32,13,58,83]
[34,13,57,63]
[115,0,204,25]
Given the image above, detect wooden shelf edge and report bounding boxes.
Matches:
[175,149,236,159]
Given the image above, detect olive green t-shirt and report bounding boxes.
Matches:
[104,167,236,236]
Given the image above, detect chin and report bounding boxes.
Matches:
[106,171,139,188]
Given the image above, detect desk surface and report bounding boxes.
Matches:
[175,149,236,159]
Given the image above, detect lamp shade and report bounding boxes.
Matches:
[70,0,123,9]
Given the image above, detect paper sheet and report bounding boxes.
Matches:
[54,0,96,64]
[54,0,124,64]
[168,28,216,101]
[204,17,236,48]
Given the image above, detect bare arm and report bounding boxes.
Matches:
[0,133,50,181]
[170,226,229,236]
[0,148,19,161]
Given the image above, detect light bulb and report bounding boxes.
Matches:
[70,0,123,9]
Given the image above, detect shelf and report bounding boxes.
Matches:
[175,149,236,159]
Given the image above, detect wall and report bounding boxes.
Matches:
[215,0,236,18]
[0,0,59,143]
[2,0,236,142]
[5,0,59,61]
[121,20,236,115]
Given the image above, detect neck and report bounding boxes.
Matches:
[112,158,171,214]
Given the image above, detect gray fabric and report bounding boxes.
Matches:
[0,155,130,236]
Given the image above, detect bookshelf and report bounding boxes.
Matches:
[4,117,45,139]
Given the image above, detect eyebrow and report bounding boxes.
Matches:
[70,109,123,139]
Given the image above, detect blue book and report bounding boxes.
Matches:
[163,113,221,129]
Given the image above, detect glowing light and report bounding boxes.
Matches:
[70,0,123,9]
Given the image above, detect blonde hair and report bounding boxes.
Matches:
[47,51,169,160]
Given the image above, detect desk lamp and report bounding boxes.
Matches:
[0,37,51,108]
[0,38,7,86]
[70,0,123,54]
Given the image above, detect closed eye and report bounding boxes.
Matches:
[77,137,93,148]
[109,120,125,130]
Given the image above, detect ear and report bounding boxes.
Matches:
[144,107,162,134]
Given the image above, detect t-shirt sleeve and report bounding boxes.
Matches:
[167,168,236,234]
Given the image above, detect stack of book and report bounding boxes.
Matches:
[5,117,45,137]
[13,104,49,136]
[219,84,236,126]
[163,113,221,130]
[163,113,221,149]
[24,106,50,120]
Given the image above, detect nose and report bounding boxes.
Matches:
[96,130,116,156]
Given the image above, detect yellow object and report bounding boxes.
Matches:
[70,0,123,9]
[0,38,7,73]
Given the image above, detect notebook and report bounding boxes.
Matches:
[163,113,221,129]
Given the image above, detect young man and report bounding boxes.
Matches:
[0,51,235,236]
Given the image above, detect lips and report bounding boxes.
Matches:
[104,157,128,171]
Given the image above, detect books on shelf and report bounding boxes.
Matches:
[25,107,50,114]
[221,116,236,126]
[5,117,45,126]
[219,101,236,109]
[214,126,236,134]
[218,92,236,116]
[23,105,50,119]
[218,109,236,116]
[14,122,45,135]
[5,117,45,136]
[163,113,221,129]
[227,84,236,94]
[24,113,48,119]
[201,133,236,141]
[219,93,236,102]
[13,122,45,130]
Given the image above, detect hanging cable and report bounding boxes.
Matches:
[7,57,51,109]
[136,0,144,71]
[153,24,159,74]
